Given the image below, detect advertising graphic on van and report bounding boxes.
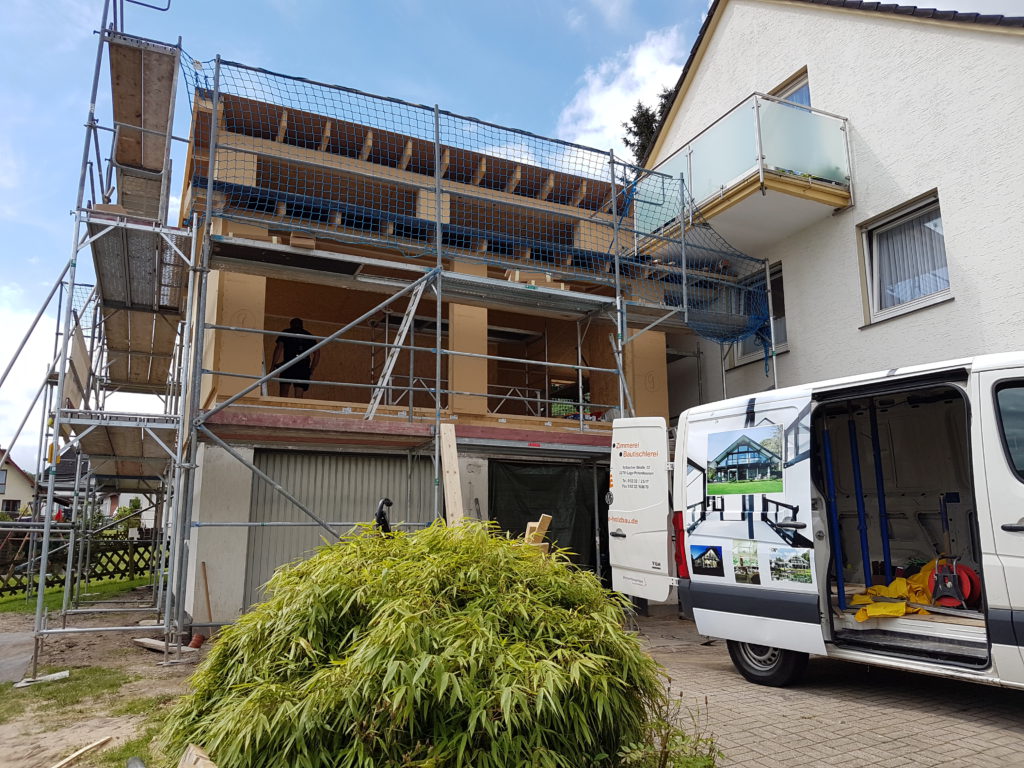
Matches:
[707,425,784,495]
[690,545,725,577]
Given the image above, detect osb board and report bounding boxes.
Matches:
[109,35,177,171]
[624,330,669,420]
[103,309,179,390]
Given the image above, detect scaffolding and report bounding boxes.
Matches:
[2,0,774,670]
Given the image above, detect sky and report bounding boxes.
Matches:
[0,0,1020,471]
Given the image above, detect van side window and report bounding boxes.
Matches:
[995,383,1024,480]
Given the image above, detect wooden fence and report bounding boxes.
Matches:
[0,536,161,598]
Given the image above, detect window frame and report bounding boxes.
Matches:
[994,380,1024,484]
[770,69,810,108]
[733,263,788,367]
[862,197,951,324]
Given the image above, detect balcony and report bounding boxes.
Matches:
[637,93,852,254]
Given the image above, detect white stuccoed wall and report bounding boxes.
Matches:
[183,443,253,625]
[654,0,1024,404]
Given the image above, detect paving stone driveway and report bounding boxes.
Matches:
[638,608,1024,768]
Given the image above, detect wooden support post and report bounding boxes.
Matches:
[438,147,451,178]
[440,423,464,524]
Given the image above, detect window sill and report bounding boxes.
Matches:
[860,293,954,329]
[730,346,790,370]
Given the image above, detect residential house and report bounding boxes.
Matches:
[644,0,1024,408]
[710,434,781,482]
[0,454,35,517]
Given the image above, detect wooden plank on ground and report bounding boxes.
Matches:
[178,744,218,768]
[439,422,464,524]
[48,737,112,768]
[133,637,196,654]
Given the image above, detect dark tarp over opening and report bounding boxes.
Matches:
[488,461,608,574]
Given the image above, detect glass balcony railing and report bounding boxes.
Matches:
[635,93,851,234]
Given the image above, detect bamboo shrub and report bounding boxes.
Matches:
[160,521,709,768]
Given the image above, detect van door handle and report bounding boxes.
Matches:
[609,531,627,538]
[1001,523,1024,532]
[776,521,807,530]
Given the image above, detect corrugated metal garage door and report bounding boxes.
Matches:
[244,450,435,606]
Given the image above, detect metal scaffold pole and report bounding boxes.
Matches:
[432,104,444,520]
[30,0,111,677]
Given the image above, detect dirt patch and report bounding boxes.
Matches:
[0,587,200,768]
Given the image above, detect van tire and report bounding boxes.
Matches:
[726,640,808,686]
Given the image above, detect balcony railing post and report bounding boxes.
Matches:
[764,258,778,389]
[753,95,766,195]
[678,172,688,326]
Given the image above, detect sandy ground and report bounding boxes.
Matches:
[0,587,200,768]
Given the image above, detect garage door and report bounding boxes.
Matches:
[244,450,435,605]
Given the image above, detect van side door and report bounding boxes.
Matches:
[976,370,1024,671]
[683,391,826,655]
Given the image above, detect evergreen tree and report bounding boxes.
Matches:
[622,86,675,163]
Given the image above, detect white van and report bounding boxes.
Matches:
[608,354,1024,688]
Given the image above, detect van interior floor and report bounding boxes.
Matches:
[830,585,989,666]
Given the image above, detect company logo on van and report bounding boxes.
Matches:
[609,516,638,525]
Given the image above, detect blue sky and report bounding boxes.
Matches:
[0,0,1018,469]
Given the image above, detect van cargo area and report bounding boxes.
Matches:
[813,383,988,667]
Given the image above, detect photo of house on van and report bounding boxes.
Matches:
[706,425,784,495]
[732,539,760,584]
[690,544,725,577]
[768,546,812,584]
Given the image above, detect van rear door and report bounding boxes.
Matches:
[975,368,1024,675]
[608,417,674,601]
[682,391,826,655]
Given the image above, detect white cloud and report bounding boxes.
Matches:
[588,0,633,27]
[0,286,59,471]
[556,26,687,159]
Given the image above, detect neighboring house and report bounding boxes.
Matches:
[0,454,35,517]
[102,492,157,528]
[646,0,1024,409]
[710,435,781,482]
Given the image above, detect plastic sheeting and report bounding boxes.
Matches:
[488,461,608,572]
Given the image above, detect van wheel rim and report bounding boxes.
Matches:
[739,643,780,670]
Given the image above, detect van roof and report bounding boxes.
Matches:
[683,351,1024,417]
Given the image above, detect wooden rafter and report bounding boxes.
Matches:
[472,157,487,186]
[276,110,288,143]
[570,179,587,207]
[504,164,522,194]
[399,138,414,171]
[359,129,374,161]
[537,172,555,201]
[318,119,332,152]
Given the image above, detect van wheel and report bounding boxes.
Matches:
[726,640,808,686]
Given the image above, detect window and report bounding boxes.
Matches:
[735,265,787,364]
[995,383,1024,481]
[864,199,949,320]
[2,500,21,513]
[771,71,811,109]
[777,75,811,108]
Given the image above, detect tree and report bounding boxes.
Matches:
[622,87,675,163]
[111,497,142,536]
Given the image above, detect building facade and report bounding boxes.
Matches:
[649,0,1024,410]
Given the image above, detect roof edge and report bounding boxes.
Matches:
[642,0,1024,168]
